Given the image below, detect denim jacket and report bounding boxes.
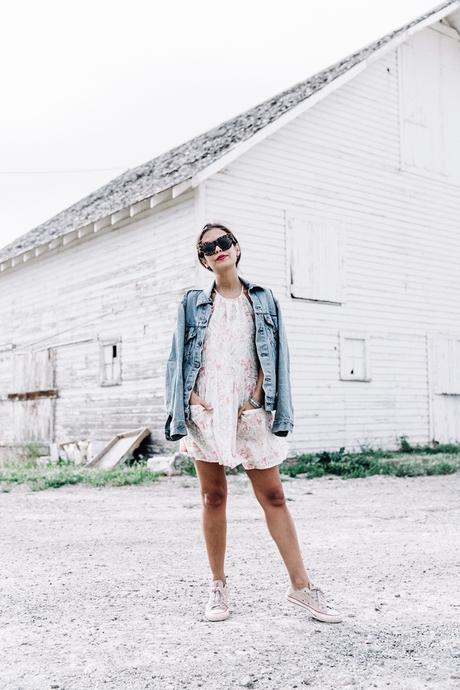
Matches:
[164,275,294,441]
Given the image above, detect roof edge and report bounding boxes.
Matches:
[0,183,192,275]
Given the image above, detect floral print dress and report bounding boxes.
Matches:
[179,282,289,470]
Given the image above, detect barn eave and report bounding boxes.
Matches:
[0,183,189,274]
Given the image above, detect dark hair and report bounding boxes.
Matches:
[196,222,241,272]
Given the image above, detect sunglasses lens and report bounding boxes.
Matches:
[217,235,233,251]
[201,234,234,255]
[201,242,216,256]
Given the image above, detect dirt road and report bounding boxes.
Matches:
[1,472,459,689]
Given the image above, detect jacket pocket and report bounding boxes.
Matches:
[263,312,278,327]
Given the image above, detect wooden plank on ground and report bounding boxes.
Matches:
[85,427,150,469]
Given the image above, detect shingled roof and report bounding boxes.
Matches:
[1,0,458,265]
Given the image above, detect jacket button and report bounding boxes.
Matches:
[198,340,202,345]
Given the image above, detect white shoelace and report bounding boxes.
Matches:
[209,584,227,609]
[310,586,334,611]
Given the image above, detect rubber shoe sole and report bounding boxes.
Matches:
[286,588,343,623]
[205,606,230,622]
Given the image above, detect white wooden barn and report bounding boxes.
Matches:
[1,0,460,462]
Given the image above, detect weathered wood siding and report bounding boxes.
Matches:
[1,22,459,457]
[201,23,460,453]
[0,193,197,454]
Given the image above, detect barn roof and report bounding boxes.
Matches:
[1,0,459,266]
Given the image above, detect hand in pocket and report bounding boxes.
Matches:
[238,399,261,417]
[189,390,213,411]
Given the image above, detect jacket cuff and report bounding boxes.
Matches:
[271,418,294,436]
[165,414,187,441]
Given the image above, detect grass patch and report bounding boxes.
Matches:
[280,435,460,479]
[1,435,459,490]
[0,458,161,492]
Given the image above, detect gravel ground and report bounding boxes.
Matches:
[1,472,459,690]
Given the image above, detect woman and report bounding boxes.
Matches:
[164,222,342,624]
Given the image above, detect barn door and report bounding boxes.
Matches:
[8,349,56,443]
[428,335,460,443]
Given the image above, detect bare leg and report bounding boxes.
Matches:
[245,465,312,590]
[194,459,228,584]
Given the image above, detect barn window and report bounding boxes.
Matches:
[99,337,121,386]
[433,336,460,395]
[399,27,460,181]
[339,332,371,382]
[286,211,344,303]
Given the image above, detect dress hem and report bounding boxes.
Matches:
[186,453,286,471]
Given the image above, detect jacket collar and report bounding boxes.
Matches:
[196,275,262,306]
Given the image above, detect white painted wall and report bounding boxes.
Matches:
[0,193,197,453]
[1,21,459,457]
[201,22,460,453]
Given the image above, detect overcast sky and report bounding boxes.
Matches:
[0,0,440,250]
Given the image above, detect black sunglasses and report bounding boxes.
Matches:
[198,232,236,256]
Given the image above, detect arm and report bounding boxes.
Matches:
[271,290,294,435]
[164,294,187,441]
[164,295,185,412]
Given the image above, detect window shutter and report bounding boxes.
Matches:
[287,212,344,303]
[339,332,371,382]
[399,28,460,181]
[434,336,460,394]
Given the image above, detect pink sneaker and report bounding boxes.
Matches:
[205,578,230,621]
[286,582,343,623]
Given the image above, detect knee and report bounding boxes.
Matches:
[262,486,286,508]
[202,487,227,507]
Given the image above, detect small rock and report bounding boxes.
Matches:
[147,454,181,476]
